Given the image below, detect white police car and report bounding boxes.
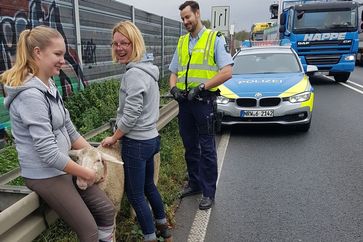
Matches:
[216,41,317,132]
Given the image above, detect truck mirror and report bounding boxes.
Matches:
[296,10,304,20]
[270,4,279,19]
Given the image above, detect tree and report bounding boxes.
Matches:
[200,19,249,42]
[234,31,250,41]
[202,19,211,28]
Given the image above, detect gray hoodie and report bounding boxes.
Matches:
[116,61,160,140]
[4,76,80,179]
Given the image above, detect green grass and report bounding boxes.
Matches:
[0,146,18,174]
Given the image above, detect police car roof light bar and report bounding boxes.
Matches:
[241,39,291,48]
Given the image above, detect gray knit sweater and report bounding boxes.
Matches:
[4,76,80,179]
[116,61,160,140]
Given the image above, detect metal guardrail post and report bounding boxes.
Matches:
[131,5,135,24]
[161,16,165,79]
[73,0,83,69]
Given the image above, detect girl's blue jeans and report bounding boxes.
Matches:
[121,135,166,236]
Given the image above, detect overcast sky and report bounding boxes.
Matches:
[118,0,278,32]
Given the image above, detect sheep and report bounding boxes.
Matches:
[68,141,161,214]
[68,142,125,211]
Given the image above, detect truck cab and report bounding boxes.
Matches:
[356,1,363,65]
[250,22,273,41]
[278,0,359,82]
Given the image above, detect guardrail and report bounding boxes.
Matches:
[0,100,178,242]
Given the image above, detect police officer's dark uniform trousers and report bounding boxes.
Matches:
[178,90,218,199]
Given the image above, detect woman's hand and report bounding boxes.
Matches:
[83,167,96,186]
[101,136,117,147]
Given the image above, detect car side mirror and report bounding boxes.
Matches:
[306,65,318,73]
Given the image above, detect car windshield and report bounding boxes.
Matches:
[233,52,301,74]
[293,9,357,33]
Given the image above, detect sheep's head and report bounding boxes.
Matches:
[69,147,123,190]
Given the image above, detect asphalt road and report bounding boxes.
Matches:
[173,66,363,242]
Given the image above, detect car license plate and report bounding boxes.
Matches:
[241,110,274,117]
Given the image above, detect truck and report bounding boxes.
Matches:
[356,2,363,65]
[250,22,273,41]
[266,0,360,82]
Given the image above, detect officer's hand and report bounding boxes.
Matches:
[170,86,184,101]
[187,83,205,101]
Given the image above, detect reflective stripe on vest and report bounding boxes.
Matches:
[177,29,219,91]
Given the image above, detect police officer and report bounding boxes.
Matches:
[168,0,233,210]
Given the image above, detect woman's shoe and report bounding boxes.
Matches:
[156,223,173,241]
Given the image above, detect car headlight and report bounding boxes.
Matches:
[216,96,230,104]
[289,92,311,103]
[344,55,355,61]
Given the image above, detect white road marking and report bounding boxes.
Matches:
[322,76,363,94]
[339,82,363,95]
[346,80,363,90]
[187,131,231,242]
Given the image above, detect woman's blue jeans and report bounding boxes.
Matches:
[121,136,166,236]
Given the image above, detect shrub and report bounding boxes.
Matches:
[65,80,120,134]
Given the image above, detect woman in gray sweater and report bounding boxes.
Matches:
[101,21,172,242]
[1,26,115,242]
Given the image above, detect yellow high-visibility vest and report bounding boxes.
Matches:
[176,29,219,92]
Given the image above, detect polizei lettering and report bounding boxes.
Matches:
[303,33,346,41]
[238,80,283,84]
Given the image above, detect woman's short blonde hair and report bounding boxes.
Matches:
[111,21,145,63]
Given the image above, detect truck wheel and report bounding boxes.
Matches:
[357,53,363,66]
[333,72,350,82]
